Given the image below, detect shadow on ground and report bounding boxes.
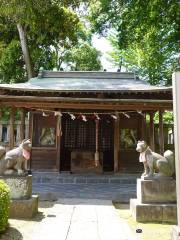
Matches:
[10,211,46,223]
[0,226,23,240]
[38,201,56,208]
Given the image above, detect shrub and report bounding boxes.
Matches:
[0,180,10,233]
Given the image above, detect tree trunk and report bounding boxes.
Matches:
[17,23,33,79]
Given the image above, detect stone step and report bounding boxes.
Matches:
[32,172,139,184]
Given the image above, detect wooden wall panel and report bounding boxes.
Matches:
[31,149,57,170]
[119,113,142,173]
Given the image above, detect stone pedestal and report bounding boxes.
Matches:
[0,175,38,218]
[10,195,38,218]
[130,178,177,223]
[0,175,32,199]
[137,178,176,203]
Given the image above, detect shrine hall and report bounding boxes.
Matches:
[0,70,173,173]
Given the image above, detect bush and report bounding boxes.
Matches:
[0,180,10,233]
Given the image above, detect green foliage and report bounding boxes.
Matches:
[0,0,88,82]
[62,42,102,70]
[89,0,180,85]
[146,111,173,124]
[0,180,10,233]
[154,111,174,124]
[0,40,26,83]
[0,108,10,122]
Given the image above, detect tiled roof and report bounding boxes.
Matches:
[0,71,172,92]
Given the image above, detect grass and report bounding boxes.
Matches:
[113,202,173,240]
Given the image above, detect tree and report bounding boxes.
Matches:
[0,0,83,79]
[107,30,177,85]
[88,0,180,85]
[59,42,102,71]
[0,40,25,83]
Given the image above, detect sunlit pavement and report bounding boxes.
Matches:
[30,198,135,240]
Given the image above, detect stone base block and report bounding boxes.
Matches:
[137,178,176,203]
[0,175,32,199]
[130,198,177,223]
[171,226,180,240]
[9,195,38,219]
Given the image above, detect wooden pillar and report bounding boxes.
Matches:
[0,124,2,142]
[95,119,100,168]
[28,111,33,171]
[9,107,15,149]
[172,72,180,239]
[56,112,61,172]
[149,111,155,151]
[114,114,120,172]
[141,112,146,140]
[20,108,26,141]
[159,110,164,155]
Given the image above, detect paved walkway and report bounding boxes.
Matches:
[29,175,137,239]
[28,198,135,240]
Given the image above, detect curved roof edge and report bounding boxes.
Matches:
[0,71,172,93]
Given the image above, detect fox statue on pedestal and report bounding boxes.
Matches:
[0,139,31,176]
[136,140,175,179]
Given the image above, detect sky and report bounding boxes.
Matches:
[92,35,117,71]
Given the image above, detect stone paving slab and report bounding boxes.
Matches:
[29,198,135,240]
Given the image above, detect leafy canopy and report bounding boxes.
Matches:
[62,42,102,71]
[88,0,180,85]
[0,0,91,82]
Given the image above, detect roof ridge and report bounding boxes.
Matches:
[38,70,136,79]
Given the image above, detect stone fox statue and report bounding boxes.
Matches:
[136,140,175,179]
[0,139,31,176]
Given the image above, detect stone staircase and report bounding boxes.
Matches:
[32,172,139,184]
[32,172,139,202]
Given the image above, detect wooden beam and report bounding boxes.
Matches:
[0,94,173,104]
[149,112,155,151]
[9,107,15,149]
[159,110,164,155]
[20,108,26,141]
[114,113,120,172]
[0,101,173,111]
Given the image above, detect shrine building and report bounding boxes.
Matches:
[0,70,173,173]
